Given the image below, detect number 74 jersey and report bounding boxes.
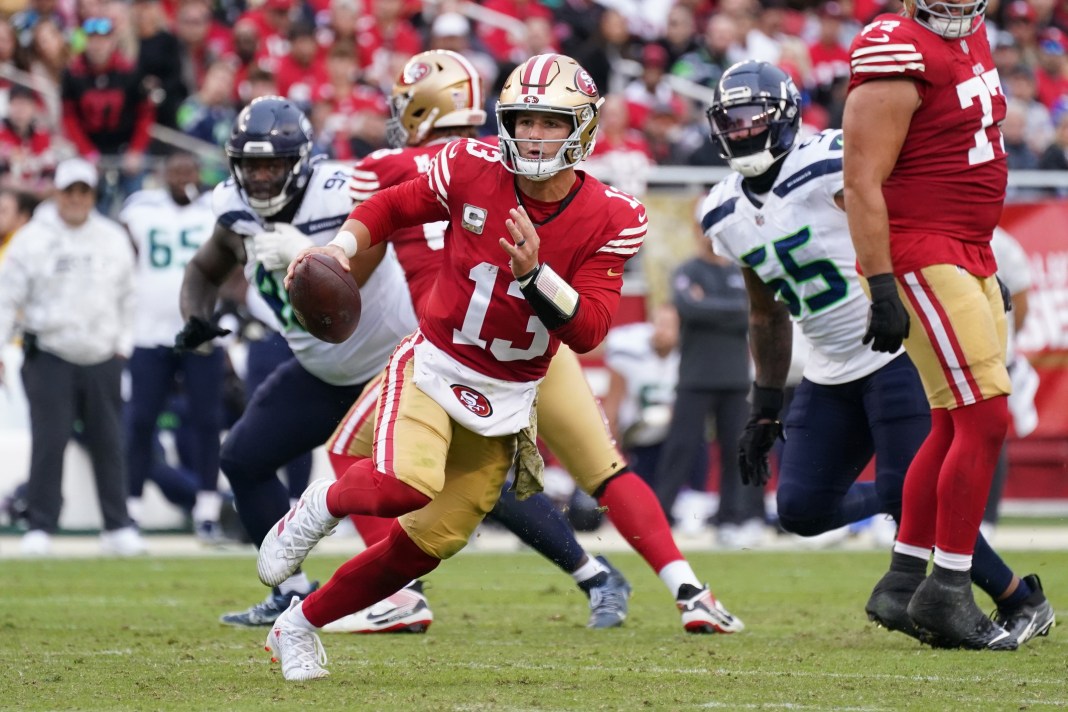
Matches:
[700,129,895,385]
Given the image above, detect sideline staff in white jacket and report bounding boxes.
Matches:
[0,157,145,557]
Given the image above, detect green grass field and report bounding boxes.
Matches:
[3,549,1065,711]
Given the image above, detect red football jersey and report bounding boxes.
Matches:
[350,141,448,315]
[848,15,1007,277]
[352,138,647,382]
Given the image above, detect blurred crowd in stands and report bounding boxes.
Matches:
[3,0,1068,218]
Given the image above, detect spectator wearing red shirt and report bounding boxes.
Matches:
[275,21,328,105]
[355,0,422,88]
[0,86,57,195]
[1035,27,1068,110]
[175,0,233,90]
[309,41,388,159]
[623,43,678,131]
[238,0,296,65]
[60,16,154,209]
[582,95,654,197]
[808,2,851,105]
[477,0,553,63]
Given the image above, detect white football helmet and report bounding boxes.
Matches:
[903,0,986,38]
[496,54,604,181]
[386,50,486,148]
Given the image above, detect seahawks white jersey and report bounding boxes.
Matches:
[700,129,897,385]
[121,189,215,348]
[212,161,418,386]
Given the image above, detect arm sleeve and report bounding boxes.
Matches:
[348,174,449,246]
[550,250,627,353]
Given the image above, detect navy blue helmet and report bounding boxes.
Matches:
[226,96,314,216]
[707,61,801,178]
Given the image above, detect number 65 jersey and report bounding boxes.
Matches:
[848,14,1006,277]
[700,129,896,385]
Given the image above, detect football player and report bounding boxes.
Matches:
[702,60,1052,648]
[176,96,420,626]
[121,152,225,540]
[844,0,1041,649]
[260,54,741,681]
[323,50,631,634]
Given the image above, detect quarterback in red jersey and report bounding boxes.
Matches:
[844,0,1020,650]
[257,54,742,680]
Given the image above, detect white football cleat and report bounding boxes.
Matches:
[258,479,340,587]
[265,597,330,681]
[676,583,745,634]
[321,581,433,634]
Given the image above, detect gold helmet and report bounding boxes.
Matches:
[386,50,487,148]
[496,54,604,181]
[901,0,987,38]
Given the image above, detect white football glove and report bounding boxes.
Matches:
[252,223,313,271]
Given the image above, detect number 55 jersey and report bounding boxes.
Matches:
[848,14,1007,278]
[700,129,896,385]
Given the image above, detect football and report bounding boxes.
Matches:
[288,253,361,344]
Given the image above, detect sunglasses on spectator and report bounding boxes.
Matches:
[83,17,114,36]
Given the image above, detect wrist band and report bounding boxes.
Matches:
[329,230,359,259]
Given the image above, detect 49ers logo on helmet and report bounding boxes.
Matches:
[523,95,540,104]
[451,384,493,417]
[574,69,598,97]
[402,62,431,85]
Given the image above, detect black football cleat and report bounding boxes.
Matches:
[994,574,1056,645]
[907,570,1017,651]
[866,570,925,640]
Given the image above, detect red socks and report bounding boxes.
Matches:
[326,457,431,518]
[597,471,684,573]
[897,397,1009,556]
[897,407,953,550]
[301,520,440,627]
[327,451,395,546]
[937,395,1009,555]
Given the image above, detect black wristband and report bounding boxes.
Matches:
[519,268,579,330]
[867,273,898,302]
[750,382,784,421]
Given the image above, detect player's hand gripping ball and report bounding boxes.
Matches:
[288,253,362,343]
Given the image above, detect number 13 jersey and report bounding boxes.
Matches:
[848,15,1007,277]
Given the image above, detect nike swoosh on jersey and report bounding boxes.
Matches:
[608,268,624,277]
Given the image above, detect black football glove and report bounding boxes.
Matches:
[737,383,785,487]
[996,275,1013,314]
[863,273,910,353]
[174,316,231,352]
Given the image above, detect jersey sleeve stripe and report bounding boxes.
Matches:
[618,224,648,236]
[597,245,642,256]
[852,62,926,73]
[428,155,450,205]
[852,52,924,65]
[851,43,917,58]
[605,236,645,247]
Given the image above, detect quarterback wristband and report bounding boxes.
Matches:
[750,382,784,421]
[519,263,580,330]
[329,230,359,259]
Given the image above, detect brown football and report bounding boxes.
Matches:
[288,253,361,344]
